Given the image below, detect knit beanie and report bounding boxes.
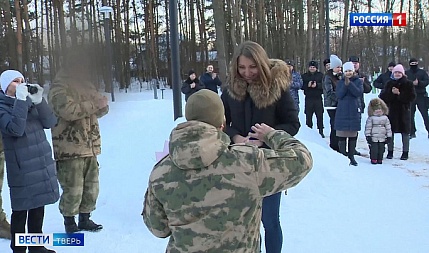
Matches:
[392,64,405,75]
[309,60,318,69]
[329,55,342,69]
[342,62,354,72]
[188,70,196,76]
[409,58,418,65]
[185,89,224,128]
[285,59,294,67]
[323,58,330,66]
[0,70,24,92]
[348,56,360,62]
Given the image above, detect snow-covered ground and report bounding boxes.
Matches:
[1,85,428,253]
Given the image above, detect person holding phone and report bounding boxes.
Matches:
[0,69,59,253]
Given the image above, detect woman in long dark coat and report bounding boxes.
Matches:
[379,64,416,160]
[334,62,363,166]
[0,70,59,253]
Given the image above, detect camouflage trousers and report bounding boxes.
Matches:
[57,157,100,216]
[0,152,6,221]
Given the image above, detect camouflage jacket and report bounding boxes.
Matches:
[143,121,313,253]
[48,70,108,160]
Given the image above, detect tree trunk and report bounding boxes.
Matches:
[212,0,227,86]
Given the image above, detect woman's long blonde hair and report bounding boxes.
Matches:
[228,41,272,86]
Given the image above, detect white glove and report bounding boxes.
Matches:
[27,84,44,104]
[16,84,29,101]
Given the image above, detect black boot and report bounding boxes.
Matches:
[400,151,409,160]
[319,129,325,138]
[348,138,358,166]
[349,155,358,166]
[64,216,79,233]
[78,213,103,232]
[386,150,393,159]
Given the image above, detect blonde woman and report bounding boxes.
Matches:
[221,41,300,253]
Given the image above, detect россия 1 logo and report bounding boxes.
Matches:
[350,13,406,27]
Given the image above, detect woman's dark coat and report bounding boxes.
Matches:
[221,59,300,144]
[334,76,363,132]
[0,94,59,211]
[379,76,416,133]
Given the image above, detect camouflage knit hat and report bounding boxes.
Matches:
[185,89,224,128]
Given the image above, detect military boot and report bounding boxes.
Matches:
[0,217,11,239]
[78,213,103,232]
[64,216,79,233]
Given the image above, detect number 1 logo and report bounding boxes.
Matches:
[392,13,407,27]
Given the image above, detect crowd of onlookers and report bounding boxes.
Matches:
[182,54,429,167]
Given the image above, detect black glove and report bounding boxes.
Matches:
[366,136,372,144]
[385,137,392,144]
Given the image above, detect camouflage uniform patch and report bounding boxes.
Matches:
[57,157,99,216]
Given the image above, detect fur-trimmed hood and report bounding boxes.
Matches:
[368,97,389,116]
[226,59,291,109]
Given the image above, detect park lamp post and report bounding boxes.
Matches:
[99,5,115,102]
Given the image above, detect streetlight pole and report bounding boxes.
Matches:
[325,0,330,58]
[169,0,182,120]
[100,6,115,102]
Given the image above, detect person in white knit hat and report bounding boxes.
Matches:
[0,69,58,253]
[334,62,363,166]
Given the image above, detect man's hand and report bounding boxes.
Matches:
[249,123,275,142]
[190,82,196,88]
[212,73,217,79]
[413,79,418,85]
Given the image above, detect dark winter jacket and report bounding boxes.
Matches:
[379,76,416,133]
[301,71,324,99]
[334,76,363,132]
[373,71,392,90]
[221,59,300,147]
[181,78,204,101]
[0,94,59,211]
[405,67,429,96]
[290,71,303,111]
[323,70,342,107]
[199,72,222,94]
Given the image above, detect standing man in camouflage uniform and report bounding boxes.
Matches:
[143,89,313,253]
[0,136,11,239]
[48,47,108,233]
